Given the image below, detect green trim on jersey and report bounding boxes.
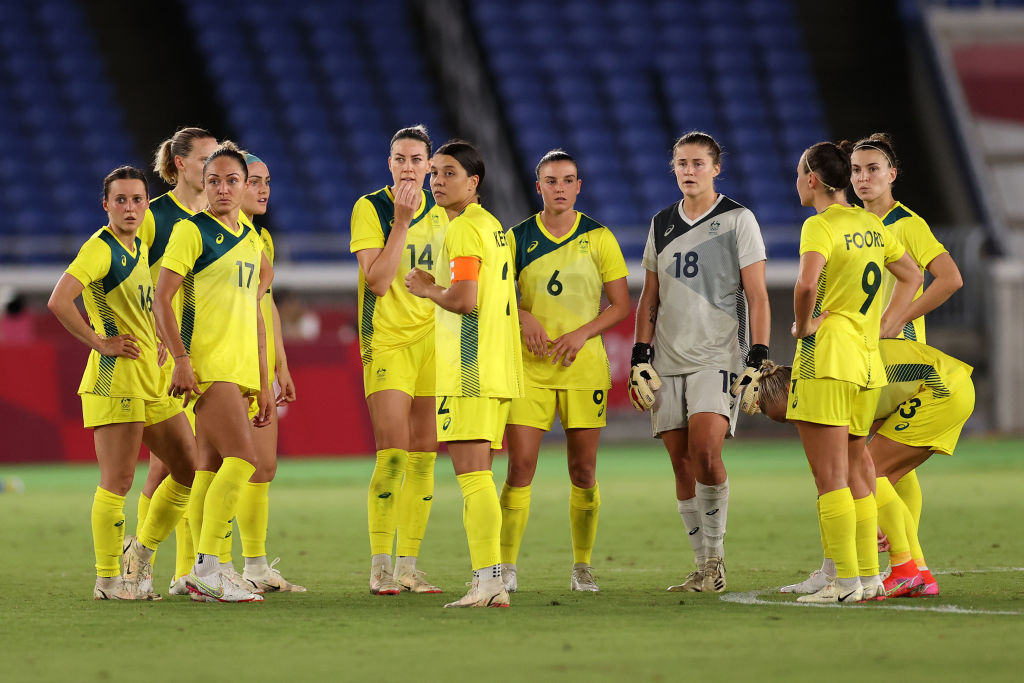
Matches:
[190,213,251,274]
[798,270,828,379]
[87,280,119,395]
[181,272,196,354]
[882,205,913,226]
[884,363,950,398]
[149,193,192,264]
[364,187,438,241]
[359,284,377,365]
[97,232,143,293]
[460,309,481,396]
[510,213,605,276]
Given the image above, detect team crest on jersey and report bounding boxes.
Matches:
[121,255,127,267]
[120,398,131,411]
[578,238,589,252]
[527,240,539,253]
[709,221,720,234]
[216,233,225,244]
[376,368,387,380]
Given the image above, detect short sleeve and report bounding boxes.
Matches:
[259,227,274,265]
[350,197,385,253]
[161,219,204,276]
[596,228,629,282]
[66,236,111,287]
[735,209,767,269]
[138,208,156,250]
[882,225,906,264]
[641,219,658,272]
[903,216,946,269]
[446,216,485,261]
[799,215,832,261]
[505,226,518,273]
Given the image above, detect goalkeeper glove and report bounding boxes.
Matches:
[628,343,661,412]
[730,359,775,415]
[745,344,769,369]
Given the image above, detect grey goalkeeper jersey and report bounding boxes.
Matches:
[641,195,766,377]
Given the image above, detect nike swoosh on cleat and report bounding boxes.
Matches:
[837,590,858,602]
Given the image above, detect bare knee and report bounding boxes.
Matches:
[568,461,595,488]
[101,467,135,497]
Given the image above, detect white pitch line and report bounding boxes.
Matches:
[720,567,1024,615]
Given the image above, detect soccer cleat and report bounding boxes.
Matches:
[168,576,189,596]
[370,566,401,595]
[395,567,442,594]
[779,569,833,594]
[243,557,307,593]
[221,563,264,595]
[121,536,157,598]
[667,569,704,592]
[858,579,886,602]
[570,564,600,592]
[185,571,263,603]
[883,570,924,598]
[93,576,160,601]
[501,563,517,593]
[910,576,939,597]
[443,583,510,608]
[701,557,726,593]
[796,580,863,604]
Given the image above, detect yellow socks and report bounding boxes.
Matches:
[92,486,126,578]
[368,448,408,555]
[396,451,436,557]
[876,477,913,565]
[138,477,190,551]
[173,511,194,581]
[853,494,879,577]
[196,457,256,557]
[218,523,234,565]
[238,481,270,558]
[499,483,531,564]
[186,470,216,567]
[457,470,501,570]
[136,493,152,536]
[818,488,857,579]
[569,483,600,565]
[894,469,922,525]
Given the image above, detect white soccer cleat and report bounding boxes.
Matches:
[221,563,264,594]
[121,536,158,599]
[570,564,600,592]
[701,557,726,593]
[859,578,886,602]
[501,563,517,593]
[395,567,442,594]
[168,576,189,596]
[796,580,863,604]
[186,570,263,603]
[443,583,510,608]
[93,576,160,601]
[667,569,704,592]
[779,569,833,594]
[243,557,307,593]
[370,566,401,595]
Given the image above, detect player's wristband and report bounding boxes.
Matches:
[745,344,769,368]
[631,342,654,367]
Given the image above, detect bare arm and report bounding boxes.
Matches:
[272,298,295,404]
[550,276,631,367]
[47,274,140,358]
[405,268,478,314]
[633,269,660,345]
[881,252,925,338]
[792,251,827,339]
[518,308,550,358]
[354,183,420,297]
[154,267,201,405]
[899,252,963,326]
[740,260,770,347]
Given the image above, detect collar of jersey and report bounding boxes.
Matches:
[101,225,138,257]
[384,185,428,220]
[199,209,246,237]
[166,190,199,215]
[882,201,904,220]
[677,194,723,226]
[535,211,581,244]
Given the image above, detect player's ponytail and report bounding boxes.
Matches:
[153,126,215,185]
[803,141,851,194]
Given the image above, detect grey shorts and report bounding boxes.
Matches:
[651,368,739,438]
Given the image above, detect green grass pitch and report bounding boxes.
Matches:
[2,438,1023,682]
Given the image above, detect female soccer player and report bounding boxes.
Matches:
[231,151,304,592]
[136,126,218,593]
[154,146,273,603]
[754,337,975,598]
[500,149,630,593]
[786,140,921,603]
[629,132,770,593]
[350,126,448,595]
[406,140,523,608]
[48,166,196,600]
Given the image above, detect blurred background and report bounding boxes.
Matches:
[0,0,1022,463]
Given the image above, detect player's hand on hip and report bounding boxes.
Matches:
[98,334,141,359]
[791,311,829,339]
[879,317,904,339]
[628,343,661,411]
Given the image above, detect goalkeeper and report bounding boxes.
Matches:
[628,132,771,593]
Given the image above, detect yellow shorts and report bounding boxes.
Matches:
[193,381,258,423]
[507,386,608,430]
[786,378,880,436]
[876,368,975,456]
[82,393,183,428]
[363,334,435,398]
[437,395,510,450]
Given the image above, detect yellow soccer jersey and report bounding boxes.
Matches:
[874,338,973,419]
[792,205,906,388]
[66,227,162,400]
[138,191,196,335]
[162,211,265,393]
[508,212,628,389]
[435,203,523,399]
[878,202,947,344]
[350,187,448,364]
[240,213,278,381]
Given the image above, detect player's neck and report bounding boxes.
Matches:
[108,224,138,251]
[444,195,477,221]
[681,191,717,221]
[863,195,896,218]
[813,194,850,213]
[540,208,576,237]
[210,207,240,230]
[172,184,208,213]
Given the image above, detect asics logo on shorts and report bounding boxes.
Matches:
[895,422,910,431]
[442,417,451,430]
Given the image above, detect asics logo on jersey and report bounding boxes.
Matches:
[705,508,719,516]
[895,422,910,431]
[121,255,127,267]
[216,233,225,244]
[688,527,699,536]
[527,241,539,253]
[664,224,675,237]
